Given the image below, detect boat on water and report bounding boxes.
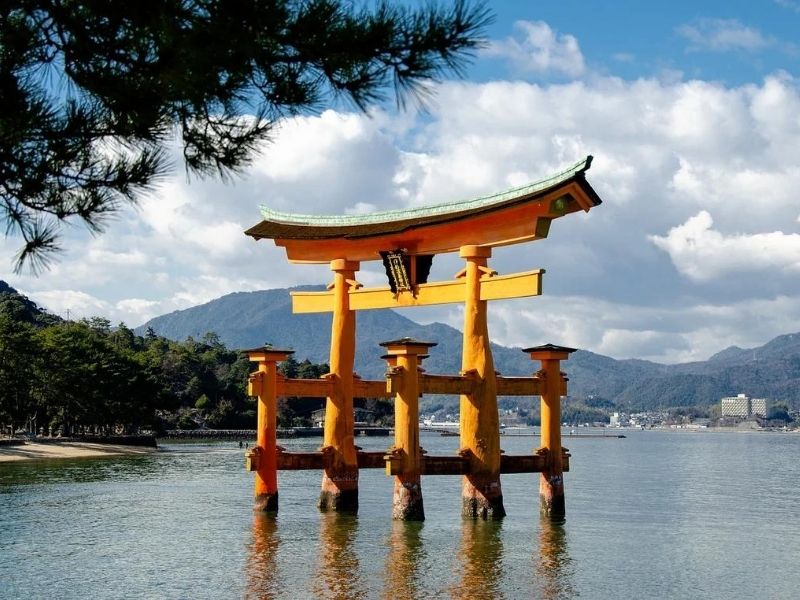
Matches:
[420,419,460,429]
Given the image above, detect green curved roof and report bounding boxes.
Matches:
[256,156,597,227]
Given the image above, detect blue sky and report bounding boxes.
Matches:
[4,1,800,364]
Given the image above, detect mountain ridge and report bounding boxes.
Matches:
[136,286,800,410]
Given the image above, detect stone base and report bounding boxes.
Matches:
[318,488,358,513]
[392,480,424,521]
[461,475,505,519]
[254,491,278,513]
[539,473,565,520]
[318,469,359,513]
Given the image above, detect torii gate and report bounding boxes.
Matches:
[243,156,603,520]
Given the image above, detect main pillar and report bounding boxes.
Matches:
[458,245,505,519]
[245,346,294,512]
[319,259,360,512]
[381,338,437,520]
[524,344,576,520]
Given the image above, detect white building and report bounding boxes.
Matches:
[751,398,767,418]
[721,394,768,418]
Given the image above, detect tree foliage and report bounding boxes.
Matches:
[1,0,491,270]
[0,282,328,434]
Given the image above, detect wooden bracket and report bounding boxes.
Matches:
[346,278,363,289]
[247,371,265,397]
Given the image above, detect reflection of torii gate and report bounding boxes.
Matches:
[243,156,602,520]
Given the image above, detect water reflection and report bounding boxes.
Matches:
[382,521,426,599]
[0,454,162,486]
[450,519,505,599]
[535,518,576,600]
[244,514,280,600]
[314,513,366,599]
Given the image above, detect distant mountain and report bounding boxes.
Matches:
[135,286,533,381]
[0,280,61,326]
[136,287,800,410]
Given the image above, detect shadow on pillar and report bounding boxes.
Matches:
[535,517,576,600]
[313,513,365,599]
[244,514,280,598]
[450,518,504,599]
[318,465,359,513]
[254,489,279,513]
[393,478,424,521]
[539,471,565,520]
[461,473,505,520]
[382,520,426,599]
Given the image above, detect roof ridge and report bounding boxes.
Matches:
[258,155,593,226]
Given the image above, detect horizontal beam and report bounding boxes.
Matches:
[277,450,390,470]
[353,379,392,399]
[291,269,543,313]
[496,376,541,396]
[420,373,475,395]
[275,375,563,398]
[421,455,469,475]
[275,377,390,398]
[269,451,571,475]
[277,451,326,470]
[276,377,333,398]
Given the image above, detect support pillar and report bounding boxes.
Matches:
[245,346,294,512]
[381,338,437,521]
[524,344,576,520]
[319,259,361,512]
[458,245,505,519]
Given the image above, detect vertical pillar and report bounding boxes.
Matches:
[381,338,437,520]
[319,259,360,512]
[524,344,576,520]
[245,346,294,512]
[458,245,505,519]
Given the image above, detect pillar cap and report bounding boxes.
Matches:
[330,258,360,271]
[522,343,577,361]
[380,337,437,355]
[243,346,295,362]
[459,245,492,259]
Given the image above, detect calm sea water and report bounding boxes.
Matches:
[1,430,799,599]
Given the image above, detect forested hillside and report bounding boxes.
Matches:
[0,283,256,434]
[138,287,800,410]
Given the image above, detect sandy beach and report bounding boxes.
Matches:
[0,441,158,463]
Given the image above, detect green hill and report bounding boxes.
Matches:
[135,286,534,381]
[130,286,800,411]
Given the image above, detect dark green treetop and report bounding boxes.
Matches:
[1,0,491,271]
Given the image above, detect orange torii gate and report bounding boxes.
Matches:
[243,156,603,520]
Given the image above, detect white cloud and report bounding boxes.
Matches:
[775,0,800,13]
[25,289,111,321]
[485,21,586,77]
[650,211,800,280]
[7,69,800,364]
[677,19,772,52]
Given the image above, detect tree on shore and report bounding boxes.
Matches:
[1,0,491,271]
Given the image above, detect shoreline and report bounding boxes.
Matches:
[0,440,158,463]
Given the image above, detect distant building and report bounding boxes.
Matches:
[721,394,768,418]
[751,398,767,418]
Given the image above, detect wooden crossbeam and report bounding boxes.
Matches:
[419,373,475,395]
[275,377,391,399]
[291,269,543,313]
[496,376,542,396]
[277,450,388,470]
[276,377,333,398]
[276,451,570,474]
[275,374,562,398]
[353,379,392,399]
